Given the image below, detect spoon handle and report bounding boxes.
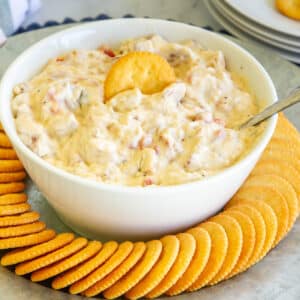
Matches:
[239,87,300,129]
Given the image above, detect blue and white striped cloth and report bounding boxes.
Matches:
[0,0,40,45]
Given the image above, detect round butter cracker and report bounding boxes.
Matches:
[231,184,288,245]
[83,242,146,297]
[0,160,24,173]
[0,203,30,216]
[103,240,162,300]
[245,174,298,231]
[0,132,12,148]
[0,229,56,250]
[104,51,176,101]
[207,215,242,285]
[70,241,133,295]
[0,193,27,206]
[146,233,196,298]
[31,240,102,282]
[0,171,26,183]
[126,236,179,300]
[0,211,39,228]
[0,182,25,195]
[223,210,255,278]
[167,227,211,295]
[1,233,74,266]
[52,241,117,290]
[226,204,266,271]
[227,199,277,266]
[276,1,300,22]
[15,237,88,275]
[0,221,45,238]
[187,222,227,292]
[251,160,300,212]
[0,148,18,160]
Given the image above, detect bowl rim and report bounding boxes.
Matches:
[0,18,278,194]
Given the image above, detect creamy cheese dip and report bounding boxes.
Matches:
[12,35,260,186]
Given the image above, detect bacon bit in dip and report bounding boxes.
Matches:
[99,46,116,58]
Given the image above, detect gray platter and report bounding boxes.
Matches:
[0,24,300,300]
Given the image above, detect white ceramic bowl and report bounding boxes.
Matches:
[0,19,277,241]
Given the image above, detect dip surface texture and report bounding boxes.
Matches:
[12,35,259,186]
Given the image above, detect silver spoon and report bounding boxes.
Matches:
[239,86,300,130]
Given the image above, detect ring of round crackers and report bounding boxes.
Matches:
[52,241,117,290]
[104,51,176,101]
[166,228,211,296]
[103,240,162,300]
[70,241,133,295]
[83,242,146,297]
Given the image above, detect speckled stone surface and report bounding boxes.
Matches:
[0,22,299,300]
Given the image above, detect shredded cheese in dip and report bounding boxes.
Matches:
[12,35,260,186]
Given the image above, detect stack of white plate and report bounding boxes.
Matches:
[204,0,300,63]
